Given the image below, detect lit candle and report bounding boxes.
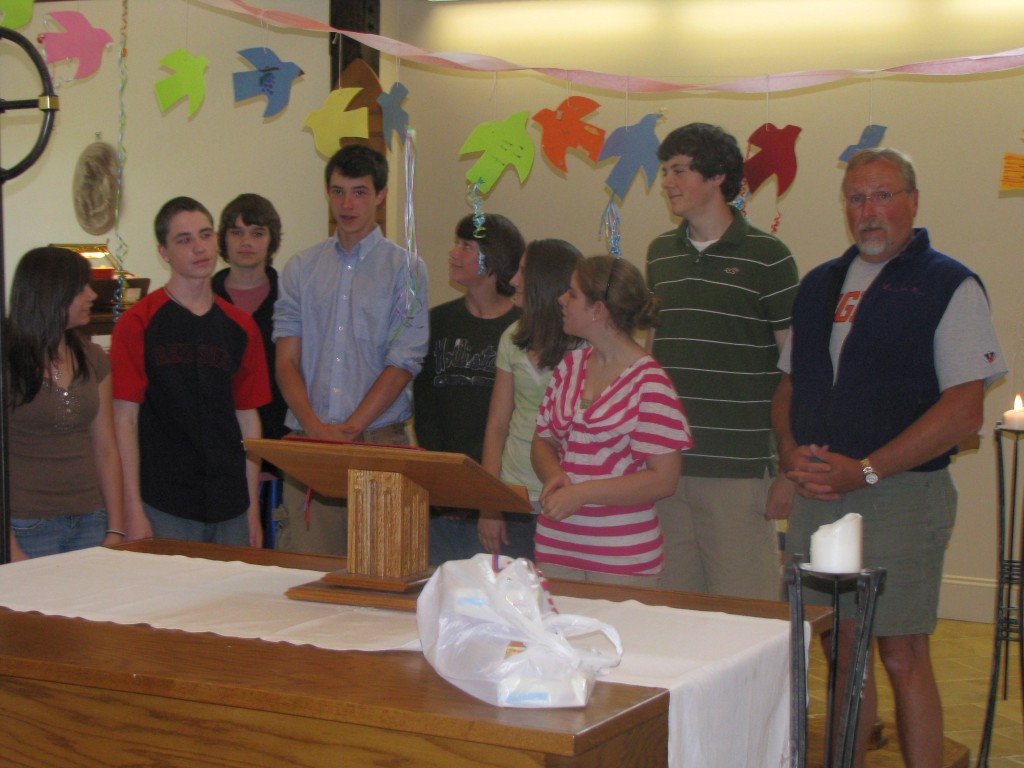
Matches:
[1004,394,1024,430]
[810,513,862,574]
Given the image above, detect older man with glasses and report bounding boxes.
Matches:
[773,148,1006,766]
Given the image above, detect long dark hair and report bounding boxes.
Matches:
[513,239,582,370]
[5,247,92,406]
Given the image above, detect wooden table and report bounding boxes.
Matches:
[0,541,826,767]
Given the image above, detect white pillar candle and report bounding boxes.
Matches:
[1003,394,1024,430]
[809,513,862,574]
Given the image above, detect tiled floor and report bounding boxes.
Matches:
[807,619,1024,766]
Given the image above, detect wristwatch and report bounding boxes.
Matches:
[860,458,879,486]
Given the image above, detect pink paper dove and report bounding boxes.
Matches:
[41,11,112,80]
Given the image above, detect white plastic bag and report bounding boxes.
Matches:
[416,554,622,708]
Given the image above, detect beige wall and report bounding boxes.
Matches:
[1,0,330,292]
[3,0,1022,619]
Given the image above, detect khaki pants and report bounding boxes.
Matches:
[658,474,782,600]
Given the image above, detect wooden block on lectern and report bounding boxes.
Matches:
[347,469,428,578]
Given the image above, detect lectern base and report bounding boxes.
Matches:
[287,578,425,611]
[321,567,434,593]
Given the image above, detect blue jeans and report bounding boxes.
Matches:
[12,509,108,559]
[144,502,249,546]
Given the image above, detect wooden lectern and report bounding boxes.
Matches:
[244,438,532,610]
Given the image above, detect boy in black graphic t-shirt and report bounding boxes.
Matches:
[413,213,523,563]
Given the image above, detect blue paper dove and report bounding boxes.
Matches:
[233,47,303,119]
[598,113,661,202]
[839,124,887,163]
[377,82,409,150]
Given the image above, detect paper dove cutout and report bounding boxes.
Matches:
[233,47,302,118]
[744,123,802,197]
[303,88,369,158]
[155,49,209,117]
[378,82,409,150]
[41,11,112,80]
[598,113,661,202]
[532,96,606,172]
[459,111,535,194]
[839,124,887,162]
[0,0,34,29]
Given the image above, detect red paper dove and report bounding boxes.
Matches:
[744,123,802,197]
[532,96,606,172]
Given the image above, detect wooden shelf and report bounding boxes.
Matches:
[83,276,150,335]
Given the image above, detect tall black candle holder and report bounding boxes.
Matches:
[788,556,885,768]
[977,422,1024,766]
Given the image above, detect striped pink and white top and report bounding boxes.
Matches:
[534,347,693,576]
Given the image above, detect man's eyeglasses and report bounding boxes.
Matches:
[843,190,908,208]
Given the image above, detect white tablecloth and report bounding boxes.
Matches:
[0,547,791,767]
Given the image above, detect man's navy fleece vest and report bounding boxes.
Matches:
[789,228,978,472]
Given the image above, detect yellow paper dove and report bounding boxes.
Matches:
[304,88,369,158]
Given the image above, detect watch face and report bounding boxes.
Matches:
[861,459,879,485]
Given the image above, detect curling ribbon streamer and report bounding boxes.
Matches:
[390,128,424,344]
[599,197,622,258]
[467,179,486,238]
[194,0,1024,95]
[112,0,130,319]
[404,128,419,263]
[732,182,750,219]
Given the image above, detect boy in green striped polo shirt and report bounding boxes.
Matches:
[646,123,799,600]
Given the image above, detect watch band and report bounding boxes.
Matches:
[860,458,879,485]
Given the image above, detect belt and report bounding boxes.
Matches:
[354,420,410,445]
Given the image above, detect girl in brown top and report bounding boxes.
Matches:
[5,247,125,559]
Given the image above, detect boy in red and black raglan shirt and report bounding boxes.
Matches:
[111,197,270,547]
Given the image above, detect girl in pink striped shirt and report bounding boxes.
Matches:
[532,255,693,586]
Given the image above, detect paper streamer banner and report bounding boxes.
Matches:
[194,0,1024,96]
